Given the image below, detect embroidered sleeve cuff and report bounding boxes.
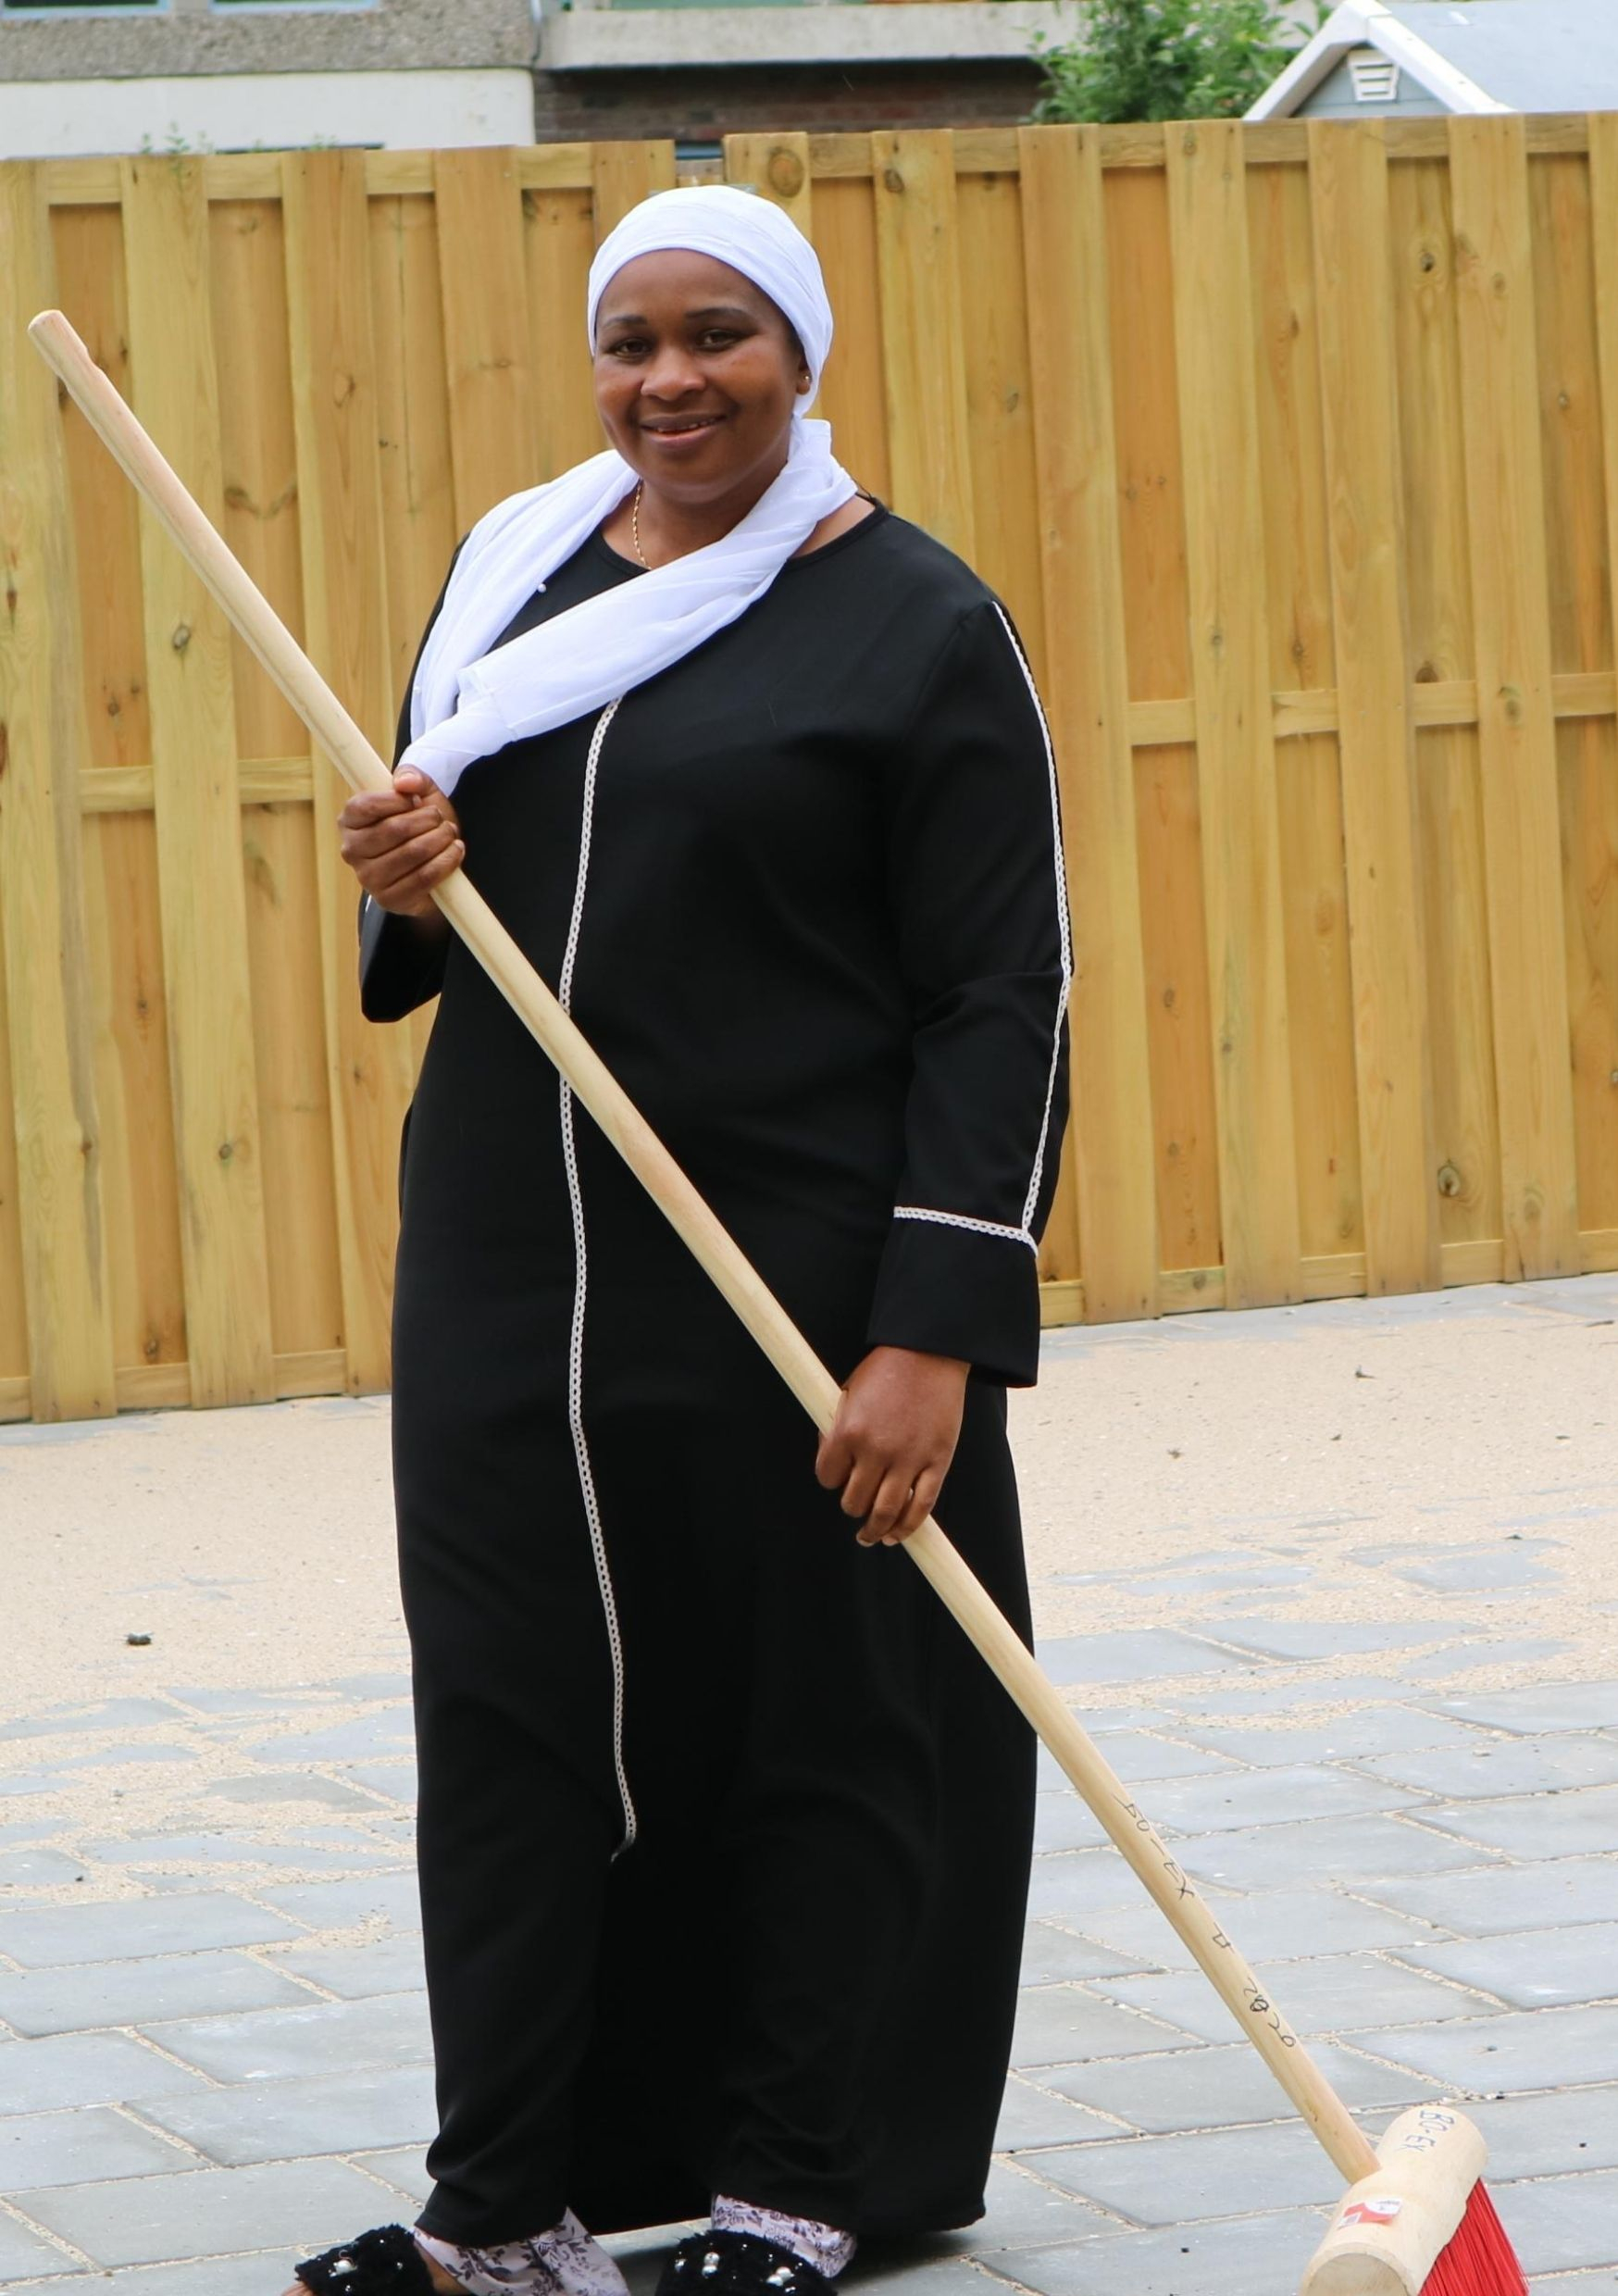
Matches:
[865,1205,1042,1387]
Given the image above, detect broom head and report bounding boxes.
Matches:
[1299,2106,1527,2295]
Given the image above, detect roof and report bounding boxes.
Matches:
[1247,0,1618,119]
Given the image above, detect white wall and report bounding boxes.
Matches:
[0,67,534,157]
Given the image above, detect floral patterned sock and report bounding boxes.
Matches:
[709,2197,856,2281]
[417,2211,629,2296]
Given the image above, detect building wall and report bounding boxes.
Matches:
[0,0,534,78]
[1296,52,1448,116]
[533,58,1043,142]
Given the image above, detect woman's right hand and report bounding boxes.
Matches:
[340,766,465,917]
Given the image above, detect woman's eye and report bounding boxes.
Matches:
[699,331,741,350]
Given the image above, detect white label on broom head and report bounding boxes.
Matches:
[1341,2198,1403,2227]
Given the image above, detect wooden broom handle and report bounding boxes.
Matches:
[30,306,1378,2190]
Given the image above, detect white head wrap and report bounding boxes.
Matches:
[401,185,857,797]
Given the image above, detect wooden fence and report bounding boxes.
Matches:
[2,118,1617,1421]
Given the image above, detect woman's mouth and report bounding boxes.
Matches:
[640,414,728,449]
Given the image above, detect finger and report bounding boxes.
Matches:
[340,789,418,830]
[814,1395,853,1490]
[378,836,466,905]
[352,817,460,887]
[890,1464,944,1544]
[342,807,452,865]
[838,1449,886,1526]
[858,1466,915,1547]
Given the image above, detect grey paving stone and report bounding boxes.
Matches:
[0,1847,90,1889]
[0,1776,58,1802]
[1495,2170,1618,2276]
[840,2256,990,2296]
[355,2146,431,2205]
[994,2072,1126,2152]
[1350,1540,1562,1593]
[1045,2036,1439,2133]
[0,1894,302,1970]
[272,1934,427,2000]
[1162,1678,1419,1719]
[1401,1640,1572,1680]
[1117,1765,1421,1836]
[20,2157,394,2268]
[0,1950,317,2037]
[1024,1853,1146,1926]
[1368,2003,1618,2095]
[1468,2085,1618,2177]
[1074,1882,1442,1967]
[319,1674,414,1701]
[1033,1796,1104,1854]
[60,1747,197,1773]
[344,1764,417,1804]
[0,1701,183,1742]
[1418,1786,1618,1860]
[253,1873,421,1934]
[1353,1739,1618,1799]
[166,1687,326,1717]
[1176,1710,1489,1766]
[1034,1633,1261,1686]
[82,1834,399,1878]
[983,2208,1328,2296]
[1033,2118,1343,2224]
[201,1774,383,1813]
[139,2060,436,2165]
[1092,1952,1503,2043]
[1175,1812,1492,1890]
[0,2208,81,2280]
[1009,1986,1192,2069]
[1435,1684,1618,1735]
[1056,1732,1238,1785]
[143,1989,433,2081]
[1205,1620,1459,1661]
[0,2106,194,2192]
[1360,1858,1618,1937]
[1395,1924,1618,2010]
[0,2032,206,2112]
[966,2161,1112,2250]
[246,1713,414,1765]
[93,2253,303,2296]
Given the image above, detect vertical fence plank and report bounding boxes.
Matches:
[1449,116,1579,1279]
[723,133,812,234]
[285,147,417,1393]
[1585,117,1618,1244]
[121,154,274,1406]
[872,131,976,564]
[434,148,538,529]
[0,163,117,1418]
[524,187,600,483]
[1310,121,1440,1295]
[811,177,890,505]
[1165,120,1301,1307]
[1019,126,1156,1320]
[591,141,678,243]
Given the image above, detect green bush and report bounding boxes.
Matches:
[1032,0,1330,125]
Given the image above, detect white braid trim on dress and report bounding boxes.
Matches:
[893,1205,1037,1252]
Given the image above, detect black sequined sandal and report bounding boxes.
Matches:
[655,2230,840,2296]
[295,2227,438,2296]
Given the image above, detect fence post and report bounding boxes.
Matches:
[284,146,416,1393]
[0,162,118,1420]
[1164,119,1302,1308]
[723,133,812,234]
[872,131,976,566]
[121,154,275,1407]
[1310,119,1441,1298]
[1019,125,1158,1323]
[1448,115,1579,1281]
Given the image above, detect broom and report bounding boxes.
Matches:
[28,306,1528,2296]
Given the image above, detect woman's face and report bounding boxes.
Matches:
[592,249,807,505]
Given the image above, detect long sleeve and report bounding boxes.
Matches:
[356,551,462,1023]
[865,599,1071,1386]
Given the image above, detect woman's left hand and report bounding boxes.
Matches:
[815,1345,970,1546]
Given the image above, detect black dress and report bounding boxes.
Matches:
[361,504,1070,2249]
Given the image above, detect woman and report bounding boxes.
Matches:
[292,186,1069,2296]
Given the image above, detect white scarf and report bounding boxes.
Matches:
[402,187,857,798]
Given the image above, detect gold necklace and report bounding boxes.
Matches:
[630,481,650,569]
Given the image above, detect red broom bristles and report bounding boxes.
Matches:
[1420,2182,1529,2296]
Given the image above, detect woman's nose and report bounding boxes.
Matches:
[640,343,706,398]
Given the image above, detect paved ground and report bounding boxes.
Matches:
[3,1274,1617,2295]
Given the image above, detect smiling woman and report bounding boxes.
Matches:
[309,186,1071,2296]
